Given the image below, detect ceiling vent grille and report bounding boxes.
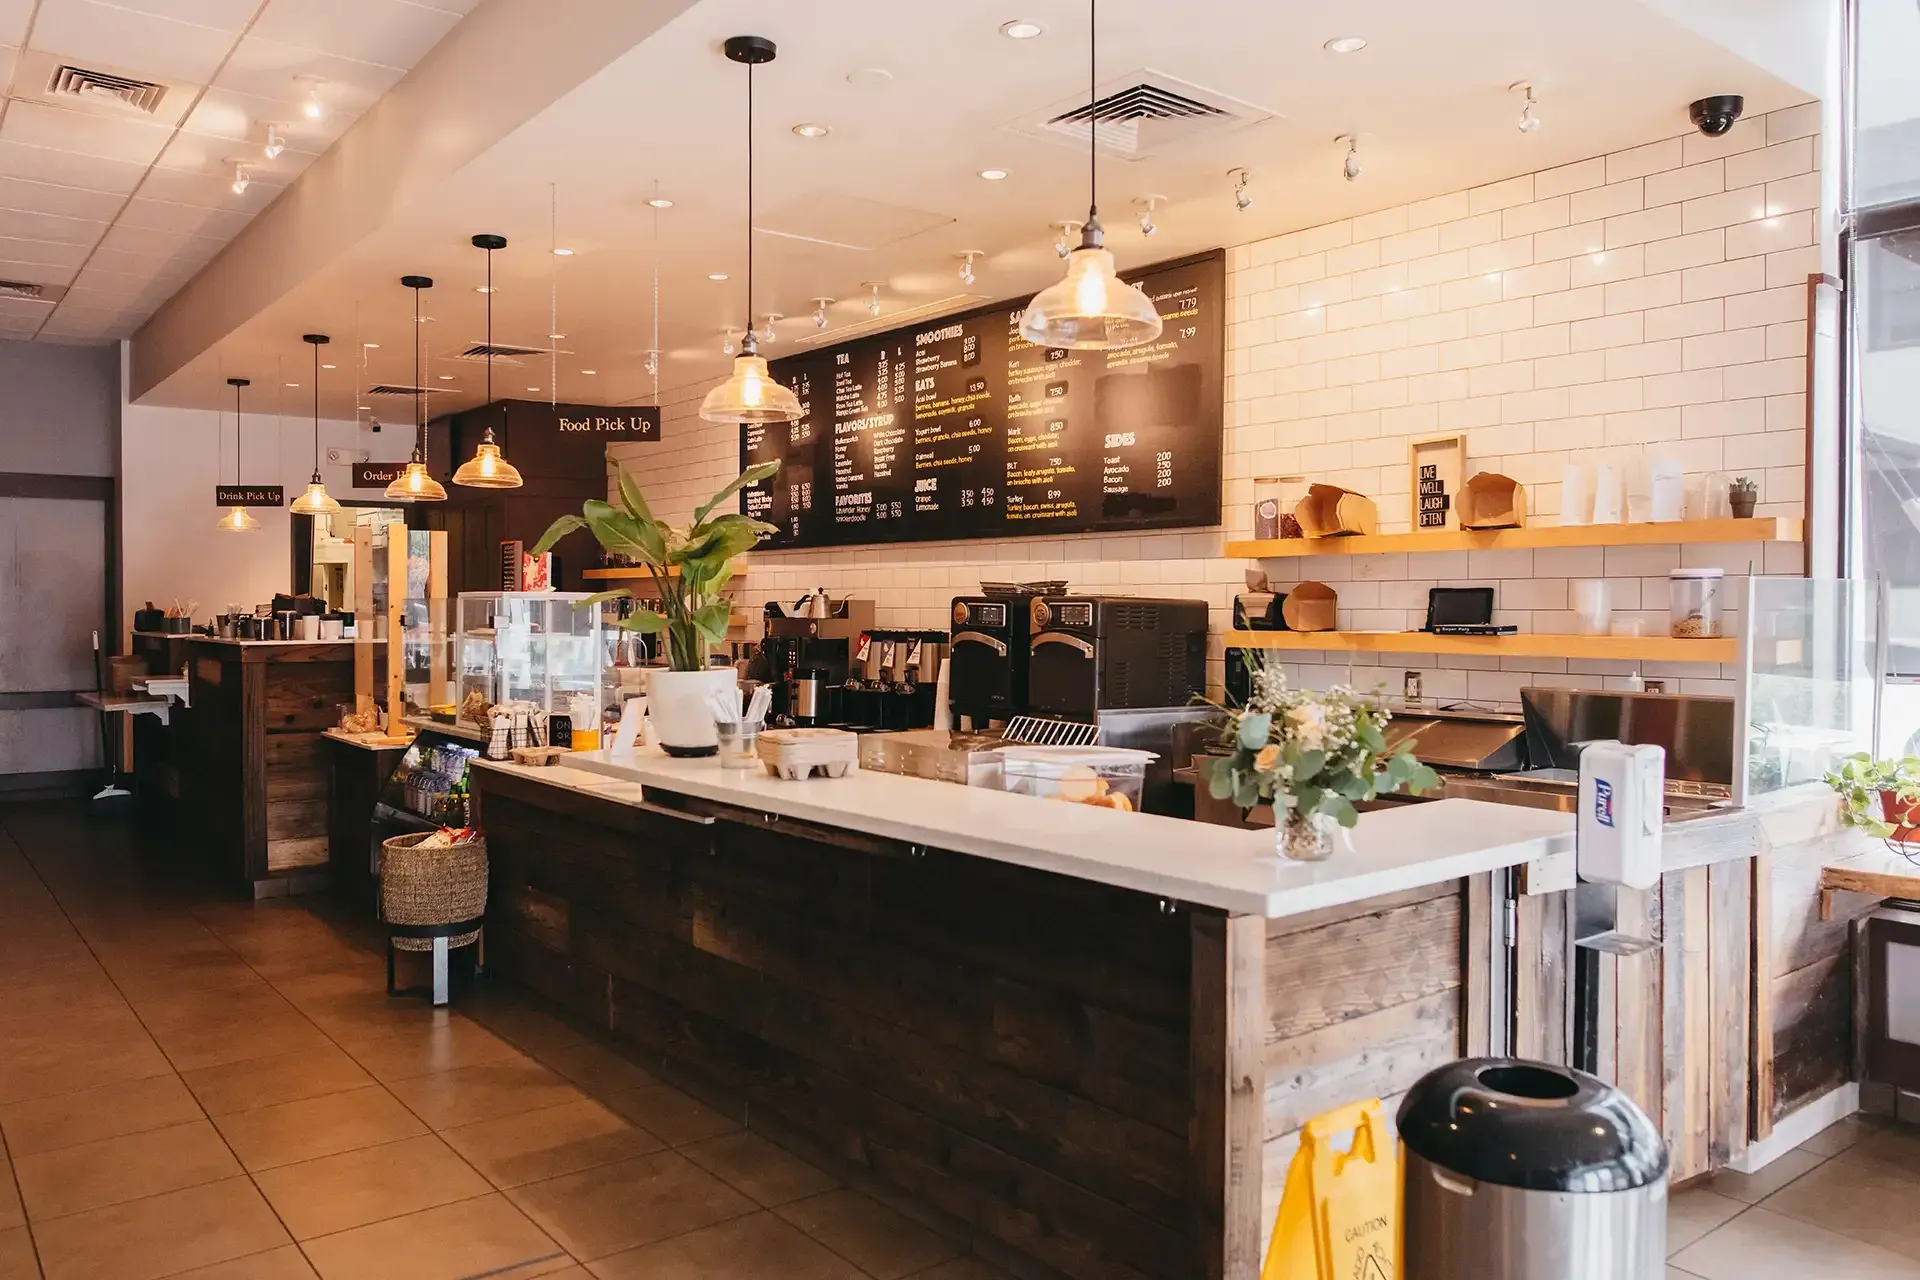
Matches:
[0,280,49,301]
[46,64,167,115]
[453,342,555,363]
[1013,70,1275,161]
[366,384,445,397]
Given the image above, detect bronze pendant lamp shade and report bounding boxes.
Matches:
[453,233,523,488]
[387,274,448,501]
[216,376,259,533]
[290,334,342,515]
[699,34,803,425]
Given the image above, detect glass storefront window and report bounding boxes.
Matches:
[1851,232,1920,697]
[1853,0,1920,208]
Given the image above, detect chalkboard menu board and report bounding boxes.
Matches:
[741,250,1223,548]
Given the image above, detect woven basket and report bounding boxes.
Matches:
[380,831,487,952]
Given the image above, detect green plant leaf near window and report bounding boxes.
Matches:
[533,461,778,672]
[1824,752,1920,839]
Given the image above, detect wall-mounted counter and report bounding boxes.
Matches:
[180,638,355,897]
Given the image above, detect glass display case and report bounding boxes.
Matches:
[455,592,604,731]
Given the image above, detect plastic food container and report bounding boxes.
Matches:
[1669,568,1724,638]
[998,746,1157,812]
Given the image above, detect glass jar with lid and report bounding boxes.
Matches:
[1669,568,1724,638]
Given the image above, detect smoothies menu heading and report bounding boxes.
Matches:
[740,250,1223,549]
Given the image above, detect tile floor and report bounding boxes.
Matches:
[3,799,1919,1280]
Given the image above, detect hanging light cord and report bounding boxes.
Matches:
[413,285,425,463]
[234,382,242,484]
[744,56,755,350]
[652,181,661,405]
[310,343,320,472]
[550,184,558,407]
[1087,0,1097,228]
[485,243,494,409]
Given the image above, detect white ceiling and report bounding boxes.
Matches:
[0,0,475,343]
[132,0,1817,416]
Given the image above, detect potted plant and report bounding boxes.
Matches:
[534,461,777,756]
[1199,653,1440,860]
[1825,752,1920,841]
[1729,475,1758,518]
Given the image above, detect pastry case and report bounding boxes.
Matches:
[454,592,604,731]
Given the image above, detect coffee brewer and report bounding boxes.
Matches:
[756,598,876,726]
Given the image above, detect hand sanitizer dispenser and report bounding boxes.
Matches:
[1577,740,1664,890]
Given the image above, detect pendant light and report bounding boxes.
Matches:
[290,334,342,514]
[386,274,448,501]
[699,35,803,425]
[217,377,260,533]
[1018,0,1163,351]
[453,234,524,488]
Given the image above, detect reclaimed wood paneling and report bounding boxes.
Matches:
[1515,891,1570,1065]
[1262,891,1460,1044]
[1767,827,1877,1123]
[1708,860,1752,1168]
[1192,912,1265,1280]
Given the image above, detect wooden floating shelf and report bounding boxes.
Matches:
[1225,517,1801,559]
[1226,629,1738,664]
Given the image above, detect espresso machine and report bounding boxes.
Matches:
[947,594,1035,731]
[756,597,876,727]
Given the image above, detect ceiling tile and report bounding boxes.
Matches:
[0,207,107,245]
[248,0,456,70]
[86,244,189,276]
[0,41,17,84]
[212,35,404,113]
[0,100,175,165]
[117,195,253,237]
[0,259,80,287]
[108,0,263,33]
[0,296,59,324]
[0,174,126,220]
[0,139,147,193]
[29,0,237,84]
[136,162,285,209]
[0,235,91,267]
[0,0,28,45]
[98,221,221,257]
[181,87,344,152]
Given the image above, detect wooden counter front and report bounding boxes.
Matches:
[471,764,1505,1278]
[181,639,355,896]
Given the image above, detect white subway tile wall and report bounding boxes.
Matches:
[610,104,1816,707]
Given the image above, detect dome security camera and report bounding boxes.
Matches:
[1688,95,1745,137]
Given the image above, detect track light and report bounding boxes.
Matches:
[263,126,284,160]
[722,329,738,357]
[1514,82,1541,134]
[957,252,980,286]
[230,163,251,195]
[758,314,779,344]
[1339,136,1362,182]
[296,76,327,121]
[863,282,882,318]
[1054,221,1081,258]
[810,297,833,328]
[1229,168,1252,212]
[1135,195,1163,238]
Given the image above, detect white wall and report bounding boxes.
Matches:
[609,103,1823,710]
[120,345,414,627]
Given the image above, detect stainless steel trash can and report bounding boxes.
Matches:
[1398,1058,1668,1280]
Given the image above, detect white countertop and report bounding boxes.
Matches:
[482,749,1576,919]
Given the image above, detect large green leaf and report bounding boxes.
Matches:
[693,460,781,526]
[1325,795,1360,828]
[691,600,733,643]
[1294,783,1323,816]
[615,465,654,525]
[572,588,632,610]
[1237,713,1271,750]
[584,500,666,565]
[673,516,762,573]
[613,610,668,634]
[1292,748,1326,782]
[1202,757,1234,800]
[529,514,587,556]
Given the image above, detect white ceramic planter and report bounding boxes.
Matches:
[647,668,738,757]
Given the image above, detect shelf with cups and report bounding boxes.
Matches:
[1223,517,1802,560]
[1225,629,1738,663]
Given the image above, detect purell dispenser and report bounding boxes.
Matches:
[1576,740,1664,892]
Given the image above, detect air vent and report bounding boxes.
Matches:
[366,384,446,397]
[46,64,167,115]
[1012,70,1275,161]
[0,280,49,301]
[453,342,559,364]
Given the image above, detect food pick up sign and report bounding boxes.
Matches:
[554,409,659,439]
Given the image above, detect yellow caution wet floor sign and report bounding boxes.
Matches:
[1262,1099,1399,1280]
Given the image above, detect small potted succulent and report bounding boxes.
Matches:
[1729,475,1758,519]
[1826,753,1920,841]
[1199,652,1439,860]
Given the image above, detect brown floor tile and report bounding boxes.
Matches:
[601,1084,739,1146]
[1671,1205,1920,1280]
[296,993,457,1044]
[212,1085,428,1172]
[387,1059,586,1130]
[0,1074,202,1158]
[252,1133,491,1240]
[30,1176,290,1280]
[14,1119,241,1220]
[180,1045,373,1117]
[164,1245,318,1278]
[300,1192,570,1280]
[442,1099,664,1189]
[588,1211,865,1280]
[681,1131,838,1208]
[0,1157,19,1232]
[150,1014,333,1075]
[341,1017,522,1083]
[1701,1148,1825,1204]
[1666,1187,1745,1254]
[1838,1125,1920,1175]
[0,1226,37,1280]
[777,1190,961,1280]
[906,1260,1012,1280]
[128,987,291,1036]
[1759,1152,1920,1260]
[1797,1114,1890,1158]
[535,1041,656,1096]
[0,1039,174,1107]
[506,1150,754,1261]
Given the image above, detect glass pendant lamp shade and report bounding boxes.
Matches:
[700,351,803,424]
[1019,243,1162,350]
[290,475,341,515]
[451,427,523,487]
[386,458,448,502]
[390,274,447,501]
[218,375,259,533]
[217,506,260,533]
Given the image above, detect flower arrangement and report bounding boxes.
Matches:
[1200,652,1439,859]
[1825,752,1920,840]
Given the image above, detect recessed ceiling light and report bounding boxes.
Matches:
[321,363,335,369]
[552,247,574,256]
[1000,19,1044,39]
[978,168,1009,181]
[284,381,299,387]
[646,197,674,209]
[792,122,829,138]
[549,332,565,339]
[438,374,453,381]
[363,342,379,349]
[1324,36,1368,53]
[581,369,597,375]
[708,272,730,281]
[526,386,540,392]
